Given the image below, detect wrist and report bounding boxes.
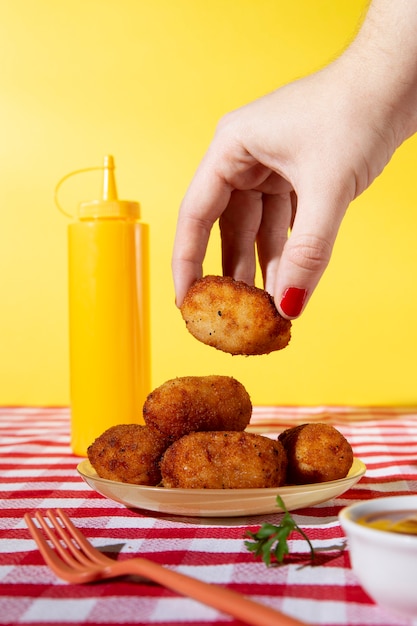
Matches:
[345,0,417,146]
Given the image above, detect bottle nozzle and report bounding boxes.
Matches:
[102,155,118,201]
[76,155,140,220]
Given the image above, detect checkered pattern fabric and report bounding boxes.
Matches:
[1,406,417,626]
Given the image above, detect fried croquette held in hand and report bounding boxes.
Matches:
[180,275,291,356]
[160,431,287,489]
[87,424,170,485]
[278,423,354,485]
[143,375,252,443]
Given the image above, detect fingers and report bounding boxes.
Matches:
[171,212,213,306]
[256,192,293,295]
[220,189,263,285]
[172,136,286,306]
[274,192,346,319]
[172,159,232,307]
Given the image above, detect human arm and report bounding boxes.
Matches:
[172,0,417,319]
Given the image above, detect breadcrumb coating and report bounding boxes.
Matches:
[180,275,291,356]
[143,375,252,443]
[160,431,288,489]
[87,424,170,485]
[278,423,353,484]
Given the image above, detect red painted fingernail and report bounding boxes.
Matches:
[280,287,307,318]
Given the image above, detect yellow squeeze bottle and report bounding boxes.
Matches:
[68,155,150,456]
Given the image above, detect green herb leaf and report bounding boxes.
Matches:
[244,495,315,566]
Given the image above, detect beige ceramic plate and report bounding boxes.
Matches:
[77,458,366,517]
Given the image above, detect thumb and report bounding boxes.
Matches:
[274,198,346,319]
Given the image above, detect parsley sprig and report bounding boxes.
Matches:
[244,496,315,566]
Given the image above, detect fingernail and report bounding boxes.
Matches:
[280,287,307,318]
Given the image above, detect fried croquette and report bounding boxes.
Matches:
[143,375,252,442]
[180,275,291,356]
[160,431,287,489]
[87,424,170,485]
[278,423,354,484]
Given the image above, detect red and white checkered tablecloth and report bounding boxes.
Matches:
[1,406,417,626]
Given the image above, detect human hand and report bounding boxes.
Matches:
[172,2,417,318]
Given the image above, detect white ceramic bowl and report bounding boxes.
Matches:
[339,495,417,619]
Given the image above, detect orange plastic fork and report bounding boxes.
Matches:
[24,509,308,626]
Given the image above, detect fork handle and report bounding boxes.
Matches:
[114,557,308,626]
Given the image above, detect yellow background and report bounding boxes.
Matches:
[1,0,416,408]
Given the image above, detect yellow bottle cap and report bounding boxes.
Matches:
[78,155,140,220]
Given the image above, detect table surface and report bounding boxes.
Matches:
[1,406,417,626]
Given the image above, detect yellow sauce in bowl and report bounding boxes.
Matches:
[358,510,417,535]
